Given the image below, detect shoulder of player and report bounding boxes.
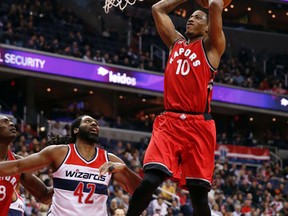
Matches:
[107,152,124,164]
[41,144,69,156]
[170,37,187,48]
[203,33,225,54]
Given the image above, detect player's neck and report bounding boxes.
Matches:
[75,141,96,160]
[187,36,203,44]
[0,144,9,161]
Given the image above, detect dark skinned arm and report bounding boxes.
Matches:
[0,145,61,176]
[14,154,54,205]
[204,0,226,68]
[20,172,53,205]
[99,153,142,195]
[151,0,186,48]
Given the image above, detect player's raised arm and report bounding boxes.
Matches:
[99,153,142,195]
[204,0,226,68]
[152,0,186,49]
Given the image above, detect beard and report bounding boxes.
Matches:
[78,128,99,144]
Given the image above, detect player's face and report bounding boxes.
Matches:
[185,10,208,38]
[0,115,17,142]
[77,116,99,144]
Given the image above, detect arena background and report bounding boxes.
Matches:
[0,0,288,215]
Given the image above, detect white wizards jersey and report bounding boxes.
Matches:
[9,192,25,216]
[48,144,112,216]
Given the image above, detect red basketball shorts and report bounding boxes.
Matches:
[143,111,216,189]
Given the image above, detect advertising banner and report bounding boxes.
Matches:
[1,46,287,113]
[215,144,270,165]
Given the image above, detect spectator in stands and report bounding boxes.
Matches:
[16,144,29,157]
[224,196,235,212]
[50,121,65,136]
[114,188,124,207]
[241,198,252,214]
[113,141,125,155]
[97,114,108,127]
[93,50,105,63]
[170,200,180,216]
[83,50,93,61]
[279,202,288,215]
[258,78,270,91]
[218,132,230,144]
[232,203,242,216]
[110,198,120,215]
[160,179,176,202]
[121,194,130,211]
[47,38,60,53]
[28,137,41,153]
[21,124,36,144]
[112,115,125,129]
[63,124,71,136]
[13,135,26,153]
[151,195,168,216]
[114,208,126,216]
[122,57,131,67]
[112,54,122,65]
[103,53,112,64]
[211,203,223,216]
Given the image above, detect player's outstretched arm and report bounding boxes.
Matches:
[99,153,142,195]
[0,146,57,176]
[204,0,226,68]
[152,0,186,49]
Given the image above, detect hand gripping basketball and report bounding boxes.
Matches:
[195,0,232,8]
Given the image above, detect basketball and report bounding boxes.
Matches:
[195,0,232,9]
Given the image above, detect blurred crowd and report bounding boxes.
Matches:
[7,121,288,216]
[0,0,287,95]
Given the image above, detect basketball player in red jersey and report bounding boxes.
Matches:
[0,115,53,216]
[127,0,226,215]
[0,115,142,215]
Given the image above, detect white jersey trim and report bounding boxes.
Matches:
[73,144,98,164]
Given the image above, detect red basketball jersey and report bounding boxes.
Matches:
[0,151,21,216]
[164,39,217,113]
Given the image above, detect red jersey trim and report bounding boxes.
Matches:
[8,151,16,160]
[64,144,108,168]
[169,37,186,52]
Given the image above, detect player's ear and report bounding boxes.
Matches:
[74,128,79,134]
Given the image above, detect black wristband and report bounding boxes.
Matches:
[108,166,115,172]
